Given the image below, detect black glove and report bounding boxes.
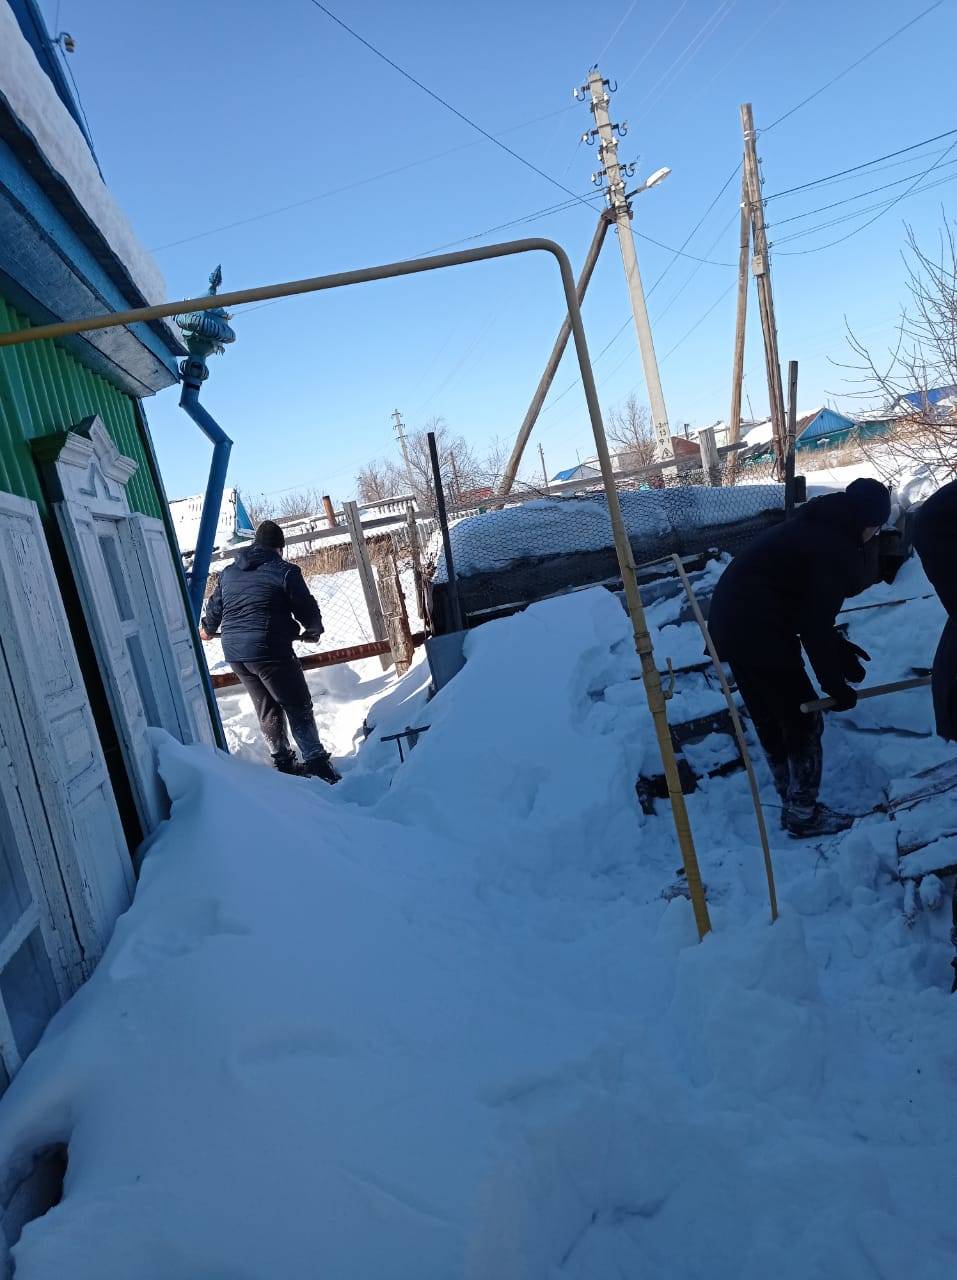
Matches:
[840,640,870,684]
[827,683,858,712]
[300,629,323,645]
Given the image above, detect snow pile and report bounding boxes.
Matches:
[434,485,784,581]
[0,5,166,305]
[1,575,955,1277]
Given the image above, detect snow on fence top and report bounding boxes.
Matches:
[0,4,167,305]
[433,486,785,582]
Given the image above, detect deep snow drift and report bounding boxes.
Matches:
[0,576,955,1278]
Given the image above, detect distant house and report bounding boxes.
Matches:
[171,487,254,560]
[456,485,494,507]
[795,407,858,451]
[552,463,602,484]
[894,385,957,415]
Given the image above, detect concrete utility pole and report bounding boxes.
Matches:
[741,103,786,473]
[583,67,673,462]
[392,409,415,494]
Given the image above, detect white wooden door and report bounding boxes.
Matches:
[54,500,167,833]
[0,492,133,963]
[0,689,76,1093]
[125,516,218,748]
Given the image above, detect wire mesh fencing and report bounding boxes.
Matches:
[428,475,787,633]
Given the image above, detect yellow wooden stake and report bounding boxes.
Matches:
[671,555,778,924]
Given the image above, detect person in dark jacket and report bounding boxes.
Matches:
[913,478,957,741]
[200,521,339,782]
[709,478,891,838]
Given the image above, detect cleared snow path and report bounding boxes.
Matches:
[0,583,955,1278]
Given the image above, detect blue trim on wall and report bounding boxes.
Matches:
[0,135,181,389]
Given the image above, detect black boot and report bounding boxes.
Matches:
[302,751,340,785]
[271,750,300,776]
[783,803,854,838]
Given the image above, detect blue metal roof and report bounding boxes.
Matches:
[552,466,581,482]
[901,385,957,410]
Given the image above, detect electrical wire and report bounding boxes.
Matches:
[775,138,957,254]
[621,0,690,87]
[764,0,945,132]
[307,1,594,209]
[660,282,736,362]
[594,0,640,65]
[772,166,957,245]
[151,104,574,253]
[765,126,957,201]
[766,156,957,229]
[634,0,739,122]
[635,230,735,267]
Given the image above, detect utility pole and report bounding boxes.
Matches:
[392,408,415,496]
[741,103,786,473]
[582,67,673,462]
[449,450,462,505]
[538,442,550,492]
[727,168,750,480]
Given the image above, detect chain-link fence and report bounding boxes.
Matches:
[428,479,787,634]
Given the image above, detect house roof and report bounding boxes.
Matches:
[551,464,601,483]
[0,0,184,390]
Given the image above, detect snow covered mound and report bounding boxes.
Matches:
[434,485,784,581]
[1,584,955,1278]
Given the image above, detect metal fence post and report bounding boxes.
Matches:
[342,500,391,670]
[428,431,464,634]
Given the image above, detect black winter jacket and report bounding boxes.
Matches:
[202,546,323,663]
[914,479,957,739]
[708,493,873,695]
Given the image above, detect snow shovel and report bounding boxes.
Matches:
[799,675,931,714]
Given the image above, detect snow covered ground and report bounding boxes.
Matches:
[1,559,955,1278]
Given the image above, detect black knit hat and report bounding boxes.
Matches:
[844,478,891,529]
[254,520,285,550]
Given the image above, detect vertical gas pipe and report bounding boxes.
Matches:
[174,266,236,620]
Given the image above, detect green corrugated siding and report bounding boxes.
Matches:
[0,296,161,518]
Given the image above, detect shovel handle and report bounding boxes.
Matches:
[800,675,931,714]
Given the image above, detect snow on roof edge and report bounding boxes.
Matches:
[0,4,167,307]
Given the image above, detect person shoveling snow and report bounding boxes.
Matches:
[708,478,891,839]
[201,520,339,782]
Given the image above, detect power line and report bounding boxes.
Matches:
[764,0,945,132]
[635,230,735,267]
[307,1,594,209]
[772,166,957,246]
[634,0,739,121]
[765,126,957,201]
[151,105,574,253]
[621,0,690,87]
[776,136,957,255]
[660,282,736,362]
[766,156,957,229]
[594,0,639,65]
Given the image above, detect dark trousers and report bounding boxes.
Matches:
[730,661,823,818]
[230,657,327,764]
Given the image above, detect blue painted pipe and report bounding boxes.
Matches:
[179,368,232,622]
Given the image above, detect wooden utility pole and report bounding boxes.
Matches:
[785,359,798,516]
[449,451,462,505]
[497,211,613,498]
[538,442,550,492]
[727,169,750,481]
[342,500,391,670]
[741,103,786,474]
[585,68,674,462]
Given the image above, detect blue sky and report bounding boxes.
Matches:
[41,0,957,503]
